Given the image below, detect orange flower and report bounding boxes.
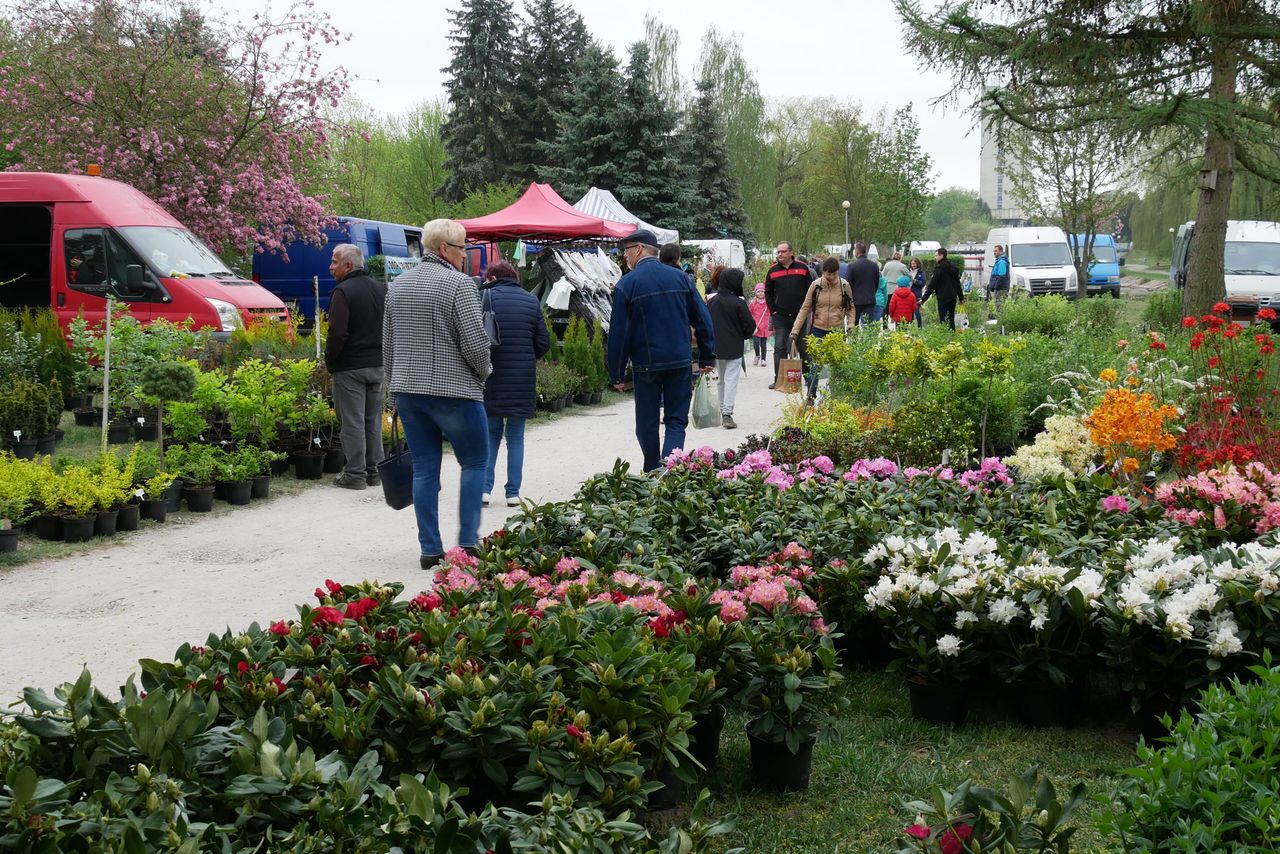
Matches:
[1099,368,1118,384]
[1122,457,1139,474]
[1083,387,1180,463]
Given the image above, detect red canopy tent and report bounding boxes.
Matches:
[456,183,633,241]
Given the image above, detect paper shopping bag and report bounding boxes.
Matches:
[775,344,803,394]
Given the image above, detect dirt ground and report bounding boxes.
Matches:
[1,361,788,699]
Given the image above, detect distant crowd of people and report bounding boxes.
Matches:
[322,220,974,569]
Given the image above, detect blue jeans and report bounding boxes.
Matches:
[394,393,489,556]
[632,365,693,472]
[484,415,525,498]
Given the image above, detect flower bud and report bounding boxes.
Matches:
[136,764,152,784]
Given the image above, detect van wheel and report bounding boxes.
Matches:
[1109,288,1120,299]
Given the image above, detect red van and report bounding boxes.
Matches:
[0,172,288,335]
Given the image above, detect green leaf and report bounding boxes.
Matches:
[21,687,62,714]
[10,765,36,805]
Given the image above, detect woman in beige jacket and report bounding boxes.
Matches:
[789,257,855,402]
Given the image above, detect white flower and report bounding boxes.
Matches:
[1164,613,1194,641]
[987,596,1022,625]
[1208,628,1243,657]
[864,577,894,610]
[864,543,888,566]
[885,534,907,553]
[1065,568,1105,604]
[1029,603,1049,630]
[937,634,963,657]
[916,577,940,597]
[954,610,978,629]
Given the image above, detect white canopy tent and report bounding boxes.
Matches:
[572,188,679,245]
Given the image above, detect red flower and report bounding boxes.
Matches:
[344,597,380,621]
[269,620,290,636]
[940,823,974,854]
[1149,339,1167,350]
[724,449,735,461]
[904,824,929,840]
[648,616,671,638]
[1181,316,1197,329]
[314,587,326,601]
[565,724,585,740]
[610,590,627,604]
[1213,301,1231,314]
[272,677,287,694]
[308,634,323,648]
[409,592,442,613]
[1262,340,1276,356]
[236,661,249,674]
[1224,323,1241,339]
[213,674,225,692]
[1209,356,1221,368]
[1260,307,1277,321]
[310,605,346,627]
[360,654,379,668]
[1190,332,1205,351]
[325,579,343,594]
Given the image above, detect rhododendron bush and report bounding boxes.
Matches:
[0,0,347,254]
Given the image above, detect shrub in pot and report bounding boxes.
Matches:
[0,455,37,552]
[137,359,198,468]
[138,471,176,522]
[56,465,100,541]
[167,444,219,512]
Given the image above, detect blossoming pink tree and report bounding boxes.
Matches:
[0,0,348,257]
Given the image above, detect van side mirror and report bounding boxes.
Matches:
[126,265,144,289]
[1118,257,1126,267]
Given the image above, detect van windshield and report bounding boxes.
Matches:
[1225,241,1280,276]
[1090,245,1118,263]
[118,227,238,280]
[1011,242,1074,268]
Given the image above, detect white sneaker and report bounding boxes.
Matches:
[481,493,491,506]
[506,496,520,507]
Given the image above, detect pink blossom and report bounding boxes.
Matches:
[1101,495,1130,513]
[554,556,581,577]
[719,599,748,623]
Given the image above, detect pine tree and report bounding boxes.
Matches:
[685,76,754,248]
[537,43,625,200]
[439,0,518,202]
[612,43,696,237]
[508,0,587,184]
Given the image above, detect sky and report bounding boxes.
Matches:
[225,0,982,191]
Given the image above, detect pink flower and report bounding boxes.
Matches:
[554,556,581,577]
[904,823,929,840]
[1214,506,1228,529]
[1101,495,1130,513]
[719,599,748,623]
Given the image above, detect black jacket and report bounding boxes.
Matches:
[923,259,965,304]
[847,257,881,306]
[481,279,551,418]
[707,292,756,360]
[325,268,386,373]
[764,260,813,319]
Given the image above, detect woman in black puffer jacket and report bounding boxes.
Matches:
[480,262,550,506]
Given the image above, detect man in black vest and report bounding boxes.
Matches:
[764,241,814,387]
[326,243,388,489]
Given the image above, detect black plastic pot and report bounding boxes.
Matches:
[133,422,158,441]
[164,479,184,512]
[647,764,683,811]
[223,479,252,506]
[250,475,271,499]
[907,677,970,727]
[140,499,167,523]
[212,481,227,501]
[293,451,324,480]
[116,502,140,532]
[61,514,95,543]
[94,508,119,536]
[35,434,57,455]
[1014,681,1078,729]
[73,407,100,427]
[590,390,604,404]
[0,528,16,553]
[688,703,727,773]
[7,440,37,460]
[66,393,93,411]
[269,456,290,476]
[34,514,62,541]
[183,485,216,513]
[107,423,132,444]
[322,446,346,474]
[561,394,574,408]
[573,392,592,406]
[747,727,815,792]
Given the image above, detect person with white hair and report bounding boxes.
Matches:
[383,219,492,569]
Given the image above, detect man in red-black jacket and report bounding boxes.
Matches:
[764,241,814,387]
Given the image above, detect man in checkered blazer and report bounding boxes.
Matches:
[383,218,492,569]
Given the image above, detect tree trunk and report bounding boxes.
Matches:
[1184,32,1238,317]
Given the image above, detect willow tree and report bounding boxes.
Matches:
[896,0,1280,315]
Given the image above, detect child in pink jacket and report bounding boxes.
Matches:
[748,283,771,366]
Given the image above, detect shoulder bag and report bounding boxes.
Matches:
[482,288,501,347]
[376,410,414,510]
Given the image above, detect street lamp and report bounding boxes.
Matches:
[841,200,851,257]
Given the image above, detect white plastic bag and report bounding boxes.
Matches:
[691,373,721,429]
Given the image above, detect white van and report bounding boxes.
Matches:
[684,239,746,269]
[1170,220,1280,310]
[982,226,1078,297]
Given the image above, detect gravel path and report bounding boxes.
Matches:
[1,362,787,698]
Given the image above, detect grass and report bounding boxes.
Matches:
[1123,268,1171,282]
[701,670,1140,852]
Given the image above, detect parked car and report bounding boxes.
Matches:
[1170,220,1280,320]
[982,226,1078,298]
[0,172,288,336]
[252,216,499,321]
[1070,233,1123,298]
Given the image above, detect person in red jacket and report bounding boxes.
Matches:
[887,275,919,325]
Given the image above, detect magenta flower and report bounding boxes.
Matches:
[1101,495,1130,513]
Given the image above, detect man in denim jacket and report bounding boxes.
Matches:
[608,229,716,472]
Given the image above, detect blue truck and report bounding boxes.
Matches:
[1070,233,1122,297]
[252,216,496,320]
